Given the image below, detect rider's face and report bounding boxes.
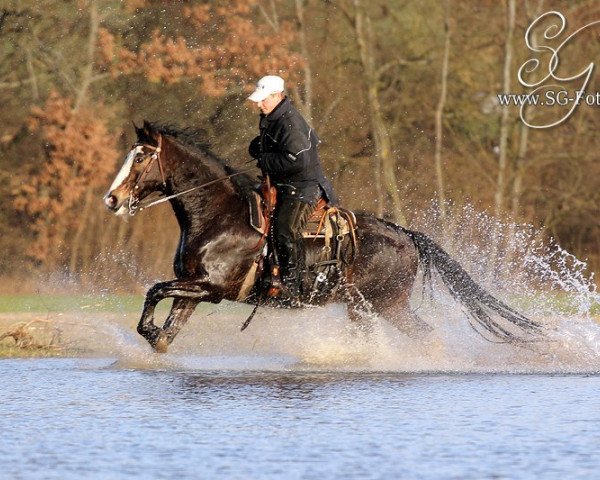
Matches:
[257,93,283,115]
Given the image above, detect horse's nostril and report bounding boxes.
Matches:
[104,194,117,209]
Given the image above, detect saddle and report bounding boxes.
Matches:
[237,184,358,302]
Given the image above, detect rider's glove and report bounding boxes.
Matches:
[248,136,261,160]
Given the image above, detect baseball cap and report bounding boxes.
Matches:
[248,75,285,102]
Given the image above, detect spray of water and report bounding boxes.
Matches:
[47,202,599,373]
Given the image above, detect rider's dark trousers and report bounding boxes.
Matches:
[273,197,314,292]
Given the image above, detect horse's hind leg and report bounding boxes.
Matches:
[343,283,376,335]
[345,286,432,340]
[377,292,433,340]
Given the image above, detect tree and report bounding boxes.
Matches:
[345,0,406,223]
[433,0,452,220]
[494,0,516,219]
[12,91,118,269]
[98,0,305,97]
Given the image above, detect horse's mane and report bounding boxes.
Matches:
[142,121,257,196]
[145,122,211,153]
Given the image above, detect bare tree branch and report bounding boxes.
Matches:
[25,48,39,100]
[0,78,35,90]
[258,0,279,31]
[74,1,99,111]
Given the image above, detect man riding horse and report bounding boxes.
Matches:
[247,75,337,304]
[103,117,542,352]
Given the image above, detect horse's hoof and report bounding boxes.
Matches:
[152,333,169,354]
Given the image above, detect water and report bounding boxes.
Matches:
[2,205,599,479]
[1,358,600,480]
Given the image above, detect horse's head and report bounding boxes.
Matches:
[104,121,167,216]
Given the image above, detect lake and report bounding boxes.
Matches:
[2,356,600,480]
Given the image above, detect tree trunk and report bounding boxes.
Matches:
[489,0,516,283]
[494,0,515,218]
[294,0,313,123]
[68,187,94,275]
[510,108,530,220]
[353,0,405,223]
[74,1,98,111]
[434,0,451,220]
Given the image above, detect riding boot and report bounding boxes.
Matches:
[274,199,313,306]
[281,240,304,304]
[276,238,300,305]
[282,264,301,302]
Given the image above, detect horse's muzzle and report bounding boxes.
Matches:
[104,193,118,210]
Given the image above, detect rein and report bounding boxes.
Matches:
[127,134,256,215]
[135,167,256,212]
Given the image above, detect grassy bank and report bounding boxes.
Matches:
[0,295,145,358]
[0,294,145,314]
[0,295,252,359]
[0,344,74,359]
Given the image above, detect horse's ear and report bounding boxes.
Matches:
[140,119,159,145]
[132,121,143,139]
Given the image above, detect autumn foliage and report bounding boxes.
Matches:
[12,92,118,265]
[2,0,599,291]
[98,0,304,96]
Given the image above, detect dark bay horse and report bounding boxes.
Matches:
[103,121,541,352]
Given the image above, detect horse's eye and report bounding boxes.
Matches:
[135,155,145,164]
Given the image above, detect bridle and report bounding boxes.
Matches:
[133,135,167,190]
[125,135,166,215]
[126,134,255,216]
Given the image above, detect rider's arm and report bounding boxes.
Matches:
[259,118,312,175]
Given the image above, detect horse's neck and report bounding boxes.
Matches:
[165,138,243,233]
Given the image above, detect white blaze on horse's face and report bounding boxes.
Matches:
[109,145,142,192]
[104,145,143,215]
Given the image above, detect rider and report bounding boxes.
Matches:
[248,74,337,302]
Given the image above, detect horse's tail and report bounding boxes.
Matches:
[399,226,542,343]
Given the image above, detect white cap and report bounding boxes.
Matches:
[248,75,285,102]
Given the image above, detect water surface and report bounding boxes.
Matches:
[2,358,599,479]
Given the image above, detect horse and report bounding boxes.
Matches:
[103,121,542,353]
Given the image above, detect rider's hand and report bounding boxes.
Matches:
[248,136,261,159]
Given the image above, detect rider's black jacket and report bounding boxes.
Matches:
[249,97,337,205]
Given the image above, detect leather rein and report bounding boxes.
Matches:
[127,136,254,215]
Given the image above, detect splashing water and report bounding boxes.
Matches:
[45,203,599,374]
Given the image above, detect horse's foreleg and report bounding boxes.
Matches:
[154,297,201,352]
[137,282,167,347]
[137,279,222,352]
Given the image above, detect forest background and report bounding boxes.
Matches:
[1,0,598,294]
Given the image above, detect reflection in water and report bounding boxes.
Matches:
[174,372,412,403]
